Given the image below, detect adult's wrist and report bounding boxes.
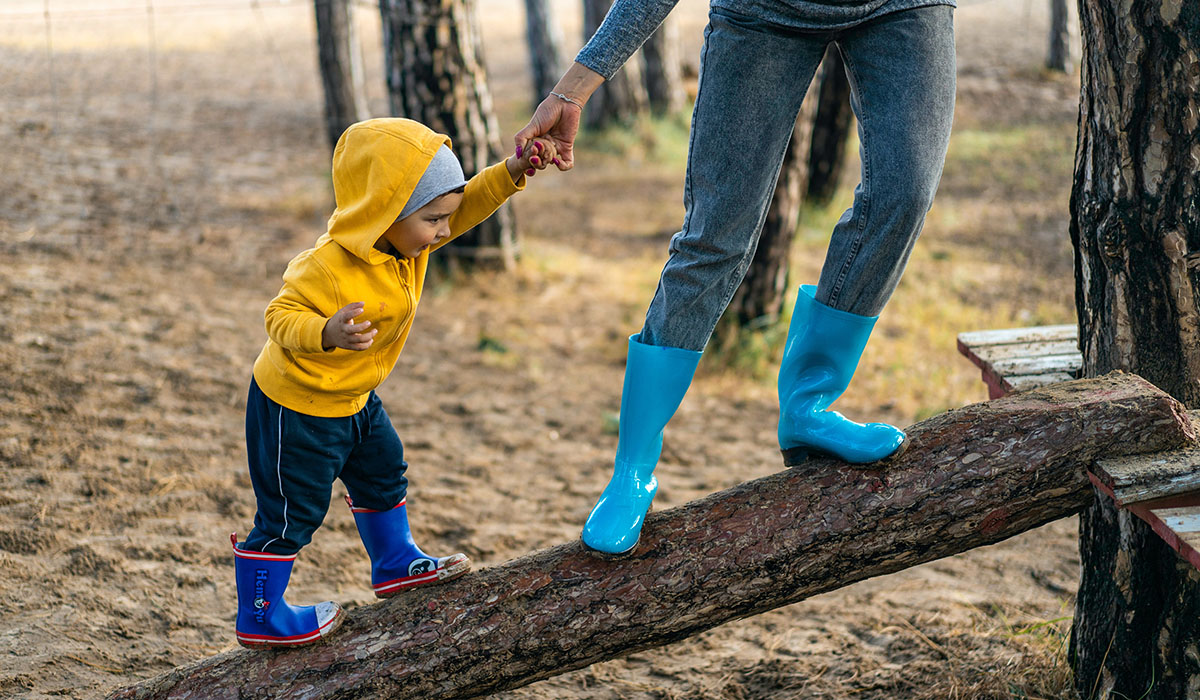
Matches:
[550,62,605,108]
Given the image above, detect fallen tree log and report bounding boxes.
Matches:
[108,371,1195,700]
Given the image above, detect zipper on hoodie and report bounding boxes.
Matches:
[376,254,416,386]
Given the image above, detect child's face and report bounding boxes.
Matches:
[378,190,464,258]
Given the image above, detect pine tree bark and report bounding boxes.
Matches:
[582,0,648,129]
[107,374,1194,700]
[380,0,518,269]
[1046,0,1072,73]
[723,92,818,329]
[806,45,854,207]
[315,0,369,150]
[523,0,564,110]
[1068,0,1200,696]
[641,16,685,116]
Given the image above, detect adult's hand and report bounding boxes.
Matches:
[514,62,605,172]
[515,96,581,171]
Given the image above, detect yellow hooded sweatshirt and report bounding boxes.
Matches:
[252,118,523,417]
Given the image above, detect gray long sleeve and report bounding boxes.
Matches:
[575,0,959,82]
[575,0,680,80]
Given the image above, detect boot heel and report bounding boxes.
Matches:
[781,446,809,467]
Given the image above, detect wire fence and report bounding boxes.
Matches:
[0,0,1056,253]
[0,1,587,249]
[0,1,398,248]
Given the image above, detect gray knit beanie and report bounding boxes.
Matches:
[398,144,468,221]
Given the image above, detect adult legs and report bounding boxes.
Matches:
[583,11,830,554]
[639,10,830,351]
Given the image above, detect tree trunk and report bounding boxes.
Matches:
[641,16,685,116]
[1046,0,1072,73]
[523,0,564,110]
[1068,1,1200,696]
[315,0,369,151]
[582,0,647,129]
[807,45,854,207]
[380,0,518,270]
[723,92,818,329]
[108,374,1193,700]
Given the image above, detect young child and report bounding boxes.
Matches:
[231,117,556,649]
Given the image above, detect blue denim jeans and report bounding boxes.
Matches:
[640,6,956,351]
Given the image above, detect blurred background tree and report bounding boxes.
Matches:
[314,0,369,151]
[522,0,565,110]
[378,0,518,270]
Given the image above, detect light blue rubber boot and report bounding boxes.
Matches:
[581,334,702,556]
[777,285,906,466]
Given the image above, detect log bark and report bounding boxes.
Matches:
[380,0,518,270]
[108,373,1193,700]
[1069,1,1200,695]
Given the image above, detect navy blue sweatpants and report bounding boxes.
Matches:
[242,378,408,555]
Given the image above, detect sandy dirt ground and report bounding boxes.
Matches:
[0,0,1086,697]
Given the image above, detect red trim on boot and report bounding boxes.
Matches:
[235,611,343,648]
[344,495,406,514]
[372,553,470,598]
[230,532,297,561]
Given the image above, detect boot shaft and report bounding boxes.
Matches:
[347,497,434,585]
[615,333,702,471]
[232,535,297,628]
[778,285,878,401]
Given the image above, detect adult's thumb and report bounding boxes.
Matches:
[514,121,539,153]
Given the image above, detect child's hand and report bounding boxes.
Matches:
[322,302,377,351]
[505,139,559,183]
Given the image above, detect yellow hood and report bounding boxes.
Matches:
[326,118,451,263]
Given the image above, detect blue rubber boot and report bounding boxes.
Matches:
[231,534,344,649]
[346,497,471,598]
[777,285,907,466]
[581,334,702,556]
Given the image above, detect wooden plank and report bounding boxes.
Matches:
[1088,410,1200,571]
[1094,451,1200,506]
[957,324,1077,349]
[956,327,1081,401]
[1092,412,1200,505]
[1005,372,1078,393]
[1093,450,1200,505]
[990,354,1083,377]
[971,338,1080,364]
[1140,504,1200,571]
[1086,474,1200,572]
